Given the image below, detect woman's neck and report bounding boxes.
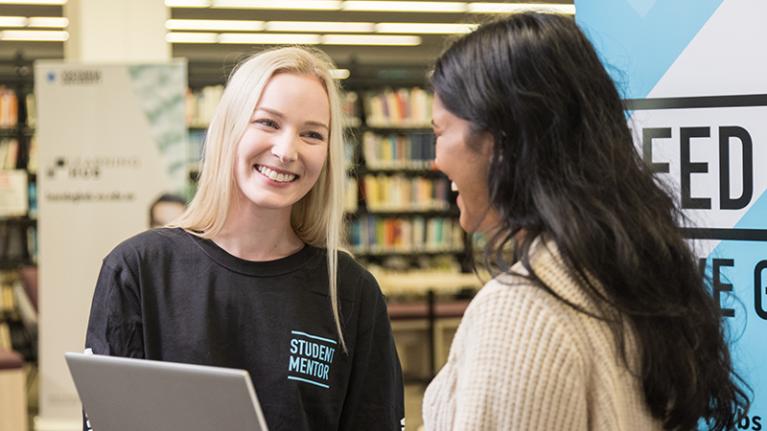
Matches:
[212,202,304,262]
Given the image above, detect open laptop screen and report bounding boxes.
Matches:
[65,352,269,431]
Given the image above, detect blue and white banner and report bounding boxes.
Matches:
[577,0,766,428]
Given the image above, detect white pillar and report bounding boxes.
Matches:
[65,0,169,62]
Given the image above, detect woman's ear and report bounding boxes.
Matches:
[479,131,495,158]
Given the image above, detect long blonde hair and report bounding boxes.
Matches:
[174,46,347,351]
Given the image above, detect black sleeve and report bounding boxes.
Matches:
[339,273,405,431]
[82,257,145,431]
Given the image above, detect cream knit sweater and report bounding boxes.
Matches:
[422,240,663,430]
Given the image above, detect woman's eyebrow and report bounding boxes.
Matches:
[256,107,328,131]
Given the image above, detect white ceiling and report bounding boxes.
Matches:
[0,1,574,86]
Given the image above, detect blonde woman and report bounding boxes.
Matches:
[84,47,404,430]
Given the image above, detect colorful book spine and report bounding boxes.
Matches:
[348,215,464,254]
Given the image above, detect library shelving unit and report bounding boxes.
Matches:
[0,55,39,384]
[348,86,481,384]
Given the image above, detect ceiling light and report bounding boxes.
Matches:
[330,69,350,80]
[0,30,68,41]
[467,3,575,14]
[166,19,264,31]
[27,17,69,28]
[212,0,341,10]
[0,0,66,4]
[375,22,476,34]
[343,1,466,12]
[0,16,27,27]
[322,34,421,46]
[218,33,322,44]
[165,32,218,43]
[266,21,374,33]
[165,0,210,7]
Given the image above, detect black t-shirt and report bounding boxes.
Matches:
[84,227,404,430]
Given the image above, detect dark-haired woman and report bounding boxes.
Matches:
[422,12,749,431]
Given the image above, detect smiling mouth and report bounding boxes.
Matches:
[255,164,299,183]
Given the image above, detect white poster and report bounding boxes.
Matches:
[34,61,186,429]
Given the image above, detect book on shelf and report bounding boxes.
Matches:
[27,181,37,219]
[0,321,12,350]
[27,135,37,173]
[25,93,36,129]
[364,87,432,128]
[342,92,360,128]
[12,278,36,335]
[361,131,435,170]
[25,223,37,262]
[0,170,28,217]
[362,174,449,212]
[1,280,16,314]
[349,215,464,254]
[0,87,18,128]
[344,177,358,213]
[0,138,19,169]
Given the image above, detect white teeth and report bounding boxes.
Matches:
[256,165,296,183]
[451,181,458,192]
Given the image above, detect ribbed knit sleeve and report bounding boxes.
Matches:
[423,280,588,430]
[423,240,662,431]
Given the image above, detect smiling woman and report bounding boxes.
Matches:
[83,47,404,431]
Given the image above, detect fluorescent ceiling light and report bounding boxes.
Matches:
[330,68,350,80]
[467,3,575,14]
[0,16,27,27]
[0,0,66,4]
[0,30,68,41]
[322,34,421,46]
[213,0,341,10]
[375,22,476,34]
[27,17,68,28]
[342,1,466,12]
[165,0,210,7]
[266,21,373,33]
[219,33,321,44]
[165,32,218,43]
[166,19,264,31]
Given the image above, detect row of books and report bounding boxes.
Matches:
[348,215,464,254]
[341,92,361,128]
[362,175,450,211]
[0,138,19,169]
[0,170,29,218]
[0,87,18,128]
[0,271,36,356]
[364,87,432,128]
[0,137,37,173]
[186,86,362,129]
[0,222,35,262]
[361,131,435,170]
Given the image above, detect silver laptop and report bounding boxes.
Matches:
[65,352,269,431]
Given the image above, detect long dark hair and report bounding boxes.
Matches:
[432,12,750,430]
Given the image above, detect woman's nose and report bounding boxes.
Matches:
[271,131,298,163]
